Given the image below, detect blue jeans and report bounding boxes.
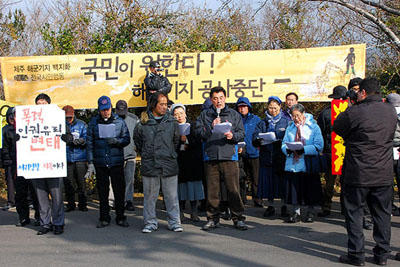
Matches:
[142,175,180,229]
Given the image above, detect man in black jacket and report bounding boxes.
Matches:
[134,92,182,233]
[195,86,247,231]
[317,85,347,217]
[144,61,172,101]
[87,95,130,228]
[333,77,397,266]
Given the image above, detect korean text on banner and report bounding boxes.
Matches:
[0,44,366,109]
[331,99,349,175]
[16,104,67,179]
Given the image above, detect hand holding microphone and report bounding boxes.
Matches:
[213,108,221,127]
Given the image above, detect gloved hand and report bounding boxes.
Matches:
[286,148,294,155]
[295,148,305,155]
[61,133,73,144]
[84,163,96,179]
[73,138,85,146]
[106,138,118,145]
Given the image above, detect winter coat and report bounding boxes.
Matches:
[87,113,130,167]
[133,111,180,177]
[66,118,87,162]
[281,113,324,173]
[177,120,203,183]
[333,95,397,187]
[317,105,333,154]
[253,113,290,171]
[235,97,261,158]
[195,105,245,161]
[2,108,17,167]
[122,113,139,160]
[144,73,172,100]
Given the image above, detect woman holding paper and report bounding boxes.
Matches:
[171,104,205,222]
[281,103,323,223]
[253,96,290,218]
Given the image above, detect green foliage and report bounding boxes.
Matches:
[0,9,26,56]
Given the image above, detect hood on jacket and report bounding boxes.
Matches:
[235,97,252,112]
[202,98,213,111]
[6,107,15,124]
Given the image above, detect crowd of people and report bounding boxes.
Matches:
[1,61,400,265]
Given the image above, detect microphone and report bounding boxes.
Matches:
[216,108,221,118]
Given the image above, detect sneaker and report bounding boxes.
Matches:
[234,220,248,231]
[170,225,183,232]
[220,210,231,221]
[363,218,373,230]
[96,221,110,228]
[202,220,220,231]
[142,225,157,233]
[54,225,64,235]
[190,213,200,222]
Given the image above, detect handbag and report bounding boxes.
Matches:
[304,147,327,174]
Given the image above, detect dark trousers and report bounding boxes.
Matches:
[96,165,126,222]
[321,155,339,211]
[15,176,40,222]
[205,161,245,222]
[243,157,259,200]
[31,178,65,227]
[4,165,16,205]
[64,162,87,208]
[343,185,392,261]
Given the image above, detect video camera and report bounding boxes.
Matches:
[345,89,358,102]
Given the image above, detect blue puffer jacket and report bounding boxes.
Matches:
[281,113,323,173]
[67,118,88,162]
[235,97,261,158]
[252,113,290,167]
[87,113,130,167]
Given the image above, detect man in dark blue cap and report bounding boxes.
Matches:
[87,95,130,228]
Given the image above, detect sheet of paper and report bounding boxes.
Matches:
[285,141,304,151]
[394,147,400,161]
[179,123,191,136]
[259,132,276,144]
[98,124,116,138]
[213,122,232,134]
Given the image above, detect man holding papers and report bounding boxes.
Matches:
[87,96,130,229]
[195,86,247,231]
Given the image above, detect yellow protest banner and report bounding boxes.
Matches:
[0,44,365,109]
[0,100,16,127]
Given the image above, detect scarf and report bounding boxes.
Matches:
[265,111,282,132]
[293,116,306,163]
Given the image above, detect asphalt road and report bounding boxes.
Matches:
[1,198,400,267]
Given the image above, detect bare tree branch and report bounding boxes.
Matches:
[360,0,400,16]
[309,0,400,51]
